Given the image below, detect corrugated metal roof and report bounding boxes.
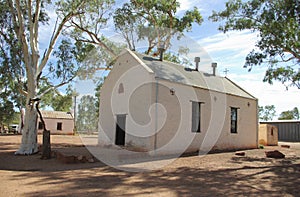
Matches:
[41,111,73,120]
[132,51,256,99]
[260,120,300,123]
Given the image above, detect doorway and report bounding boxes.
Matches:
[115,115,126,146]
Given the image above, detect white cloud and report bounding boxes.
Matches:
[194,29,300,119]
[198,30,258,55]
[177,0,196,11]
[223,66,300,119]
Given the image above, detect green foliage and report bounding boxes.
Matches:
[210,0,300,89]
[51,39,78,81]
[94,78,104,119]
[0,97,15,125]
[75,40,126,80]
[0,1,26,111]
[278,107,299,120]
[56,0,119,60]
[162,46,193,66]
[263,66,300,90]
[39,81,73,112]
[259,105,276,121]
[114,0,203,55]
[51,94,73,112]
[76,95,98,133]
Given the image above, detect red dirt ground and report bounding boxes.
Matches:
[0,134,299,196]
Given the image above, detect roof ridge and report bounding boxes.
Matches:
[126,50,256,100]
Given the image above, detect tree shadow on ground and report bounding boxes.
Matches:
[10,162,300,197]
[1,138,300,196]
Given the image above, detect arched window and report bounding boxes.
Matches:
[118,83,124,94]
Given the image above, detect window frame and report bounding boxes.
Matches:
[57,122,63,131]
[230,107,238,134]
[191,101,204,133]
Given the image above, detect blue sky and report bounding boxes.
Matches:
[176,0,299,118]
[40,0,299,119]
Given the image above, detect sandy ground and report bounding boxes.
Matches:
[0,134,299,197]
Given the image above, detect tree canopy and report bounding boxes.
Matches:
[278,107,299,120]
[114,0,203,55]
[0,0,119,154]
[76,95,98,133]
[1,0,202,155]
[259,105,276,121]
[210,0,300,89]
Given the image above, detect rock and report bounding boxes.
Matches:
[265,150,285,159]
[281,145,290,148]
[235,152,245,156]
[56,151,77,164]
[77,155,87,163]
[88,158,95,163]
[77,155,83,160]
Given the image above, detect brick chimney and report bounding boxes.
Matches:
[194,57,200,71]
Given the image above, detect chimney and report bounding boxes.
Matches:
[194,57,200,71]
[158,42,165,61]
[212,62,217,76]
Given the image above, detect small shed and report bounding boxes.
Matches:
[260,120,300,142]
[258,124,278,146]
[38,111,74,135]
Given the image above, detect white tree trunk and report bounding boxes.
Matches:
[15,81,39,155]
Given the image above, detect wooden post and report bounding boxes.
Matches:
[42,129,51,159]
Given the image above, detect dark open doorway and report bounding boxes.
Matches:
[115,115,126,146]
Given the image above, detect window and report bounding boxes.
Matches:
[271,128,274,136]
[57,122,62,131]
[38,122,43,130]
[230,107,238,133]
[118,83,124,94]
[192,102,202,133]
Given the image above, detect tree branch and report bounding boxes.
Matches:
[10,0,32,78]
[38,76,75,98]
[18,87,28,96]
[37,11,81,76]
[70,20,117,57]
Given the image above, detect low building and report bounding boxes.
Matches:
[98,49,258,155]
[38,111,74,135]
[260,120,300,142]
[258,124,278,146]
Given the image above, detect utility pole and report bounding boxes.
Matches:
[74,95,77,134]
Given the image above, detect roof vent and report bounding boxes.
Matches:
[212,62,217,76]
[194,57,200,71]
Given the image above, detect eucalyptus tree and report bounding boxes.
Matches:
[114,0,203,55]
[278,107,299,120]
[2,0,116,155]
[258,105,276,121]
[76,95,98,133]
[210,0,300,89]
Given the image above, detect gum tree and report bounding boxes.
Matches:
[210,0,300,89]
[3,0,115,155]
[114,0,203,54]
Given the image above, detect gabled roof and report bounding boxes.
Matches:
[41,111,73,120]
[128,50,256,100]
